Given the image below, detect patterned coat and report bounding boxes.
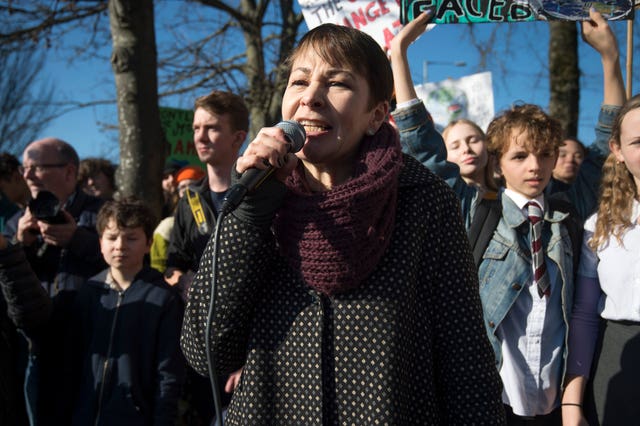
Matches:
[181,155,506,425]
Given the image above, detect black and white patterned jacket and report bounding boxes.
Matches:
[182,155,506,425]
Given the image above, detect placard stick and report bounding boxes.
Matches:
[626,18,634,98]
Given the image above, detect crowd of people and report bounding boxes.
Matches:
[0,8,638,426]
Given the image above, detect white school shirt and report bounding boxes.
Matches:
[582,199,640,321]
[496,189,566,417]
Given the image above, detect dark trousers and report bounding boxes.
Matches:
[504,405,561,426]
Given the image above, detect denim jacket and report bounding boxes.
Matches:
[391,101,618,371]
[391,101,619,227]
[478,194,575,368]
[391,104,480,228]
[544,104,620,221]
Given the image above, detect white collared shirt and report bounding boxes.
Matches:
[506,190,546,287]
[496,189,565,416]
[583,199,640,321]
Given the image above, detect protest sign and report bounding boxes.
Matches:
[299,0,405,50]
[159,107,204,167]
[413,71,494,132]
[400,0,635,24]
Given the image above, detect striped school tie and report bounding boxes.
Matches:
[527,202,550,298]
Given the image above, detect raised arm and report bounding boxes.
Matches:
[582,8,625,107]
[389,11,431,104]
[389,13,480,225]
[556,9,625,221]
[581,7,625,161]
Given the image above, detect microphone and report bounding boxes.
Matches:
[221,120,306,214]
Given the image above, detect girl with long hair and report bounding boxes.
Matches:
[563,94,640,425]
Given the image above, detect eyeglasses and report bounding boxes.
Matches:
[19,163,68,174]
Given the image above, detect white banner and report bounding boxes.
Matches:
[414,71,494,132]
[299,0,404,50]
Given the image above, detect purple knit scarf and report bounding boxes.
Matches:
[273,122,403,295]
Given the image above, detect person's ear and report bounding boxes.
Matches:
[491,155,503,178]
[66,164,78,183]
[367,101,390,135]
[493,156,502,177]
[233,130,247,149]
[610,139,624,163]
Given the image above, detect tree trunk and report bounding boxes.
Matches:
[241,12,270,137]
[109,0,163,218]
[548,21,580,138]
[232,0,303,138]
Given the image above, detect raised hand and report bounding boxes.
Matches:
[581,8,619,62]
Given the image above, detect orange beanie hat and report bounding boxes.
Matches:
[175,165,206,183]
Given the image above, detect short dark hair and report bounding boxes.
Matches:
[561,137,586,155]
[284,23,394,109]
[96,197,158,240]
[79,157,117,190]
[0,152,20,181]
[194,90,249,133]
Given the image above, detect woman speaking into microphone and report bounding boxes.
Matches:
[180,22,505,425]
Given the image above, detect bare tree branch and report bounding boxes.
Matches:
[0,2,108,48]
[0,45,56,154]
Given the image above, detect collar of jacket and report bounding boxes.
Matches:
[500,193,569,230]
[88,266,165,291]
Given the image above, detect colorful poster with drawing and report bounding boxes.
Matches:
[400,0,635,24]
[414,71,494,132]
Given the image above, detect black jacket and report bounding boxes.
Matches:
[166,177,216,273]
[3,189,107,295]
[67,267,186,426]
[2,189,107,424]
[0,244,52,426]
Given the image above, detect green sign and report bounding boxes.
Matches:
[159,106,204,167]
[400,0,634,24]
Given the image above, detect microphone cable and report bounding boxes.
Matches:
[205,209,228,426]
[204,120,305,425]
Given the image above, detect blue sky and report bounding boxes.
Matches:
[40,10,638,164]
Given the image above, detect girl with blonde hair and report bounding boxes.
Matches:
[563,94,640,425]
[441,118,499,192]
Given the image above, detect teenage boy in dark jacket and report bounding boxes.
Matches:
[65,198,185,426]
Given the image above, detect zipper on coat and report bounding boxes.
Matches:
[94,290,124,426]
[319,293,338,424]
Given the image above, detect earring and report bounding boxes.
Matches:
[366,128,376,136]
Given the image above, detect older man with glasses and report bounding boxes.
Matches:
[2,137,106,426]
